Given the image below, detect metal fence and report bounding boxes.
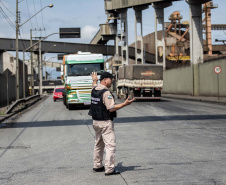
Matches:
[0,70,16,107]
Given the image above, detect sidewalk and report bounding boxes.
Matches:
[162,94,226,104]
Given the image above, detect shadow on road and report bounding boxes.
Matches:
[117,162,153,172]
[1,114,226,129]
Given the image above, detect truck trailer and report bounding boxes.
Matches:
[61,51,104,110]
[117,64,163,100]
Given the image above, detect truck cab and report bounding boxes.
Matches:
[61,51,104,110]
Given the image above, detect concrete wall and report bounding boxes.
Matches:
[163,58,226,97]
[199,58,226,96]
[162,66,193,95]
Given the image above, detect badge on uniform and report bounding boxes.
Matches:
[108,95,112,99]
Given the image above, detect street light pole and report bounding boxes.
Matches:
[23,51,25,98]
[23,32,77,95]
[16,0,19,100]
[42,44,56,80]
[39,41,43,95]
[15,3,54,100]
[30,29,34,96]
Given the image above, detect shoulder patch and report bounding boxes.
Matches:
[107,95,113,99]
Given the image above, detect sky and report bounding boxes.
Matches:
[0,0,225,79]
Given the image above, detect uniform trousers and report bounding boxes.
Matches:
[93,119,116,174]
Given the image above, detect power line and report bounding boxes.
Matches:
[32,0,39,29]
[0,7,16,31]
[39,0,46,37]
[39,0,45,30]
[223,30,226,36]
[25,0,34,29]
[0,0,15,16]
[19,26,31,59]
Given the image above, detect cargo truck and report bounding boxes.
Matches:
[61,51,104,110]
[117,64,163,100]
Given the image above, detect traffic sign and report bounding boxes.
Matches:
[59,28,80,38]
[214,66,221,74]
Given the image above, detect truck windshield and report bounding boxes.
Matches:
[67,63,104,76]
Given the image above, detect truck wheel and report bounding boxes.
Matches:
[117,88,121,99]
[129,92,134,99]
[120,88,124,99]
[122,88,128,100]
[128,89,134,99]
[68,104,72,110]
[63,92,66,106]
[125,88,129,100]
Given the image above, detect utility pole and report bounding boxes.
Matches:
[30,28,45,95]
[44,56,47,80]
[30,29,34,95]
[15,4,53,99]
[39,42,43,95]
[15,0,19,100]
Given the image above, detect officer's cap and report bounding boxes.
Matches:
[100,72,114,81]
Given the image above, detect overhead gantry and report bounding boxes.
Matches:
[101,0,212,72]
[104,0,180,68]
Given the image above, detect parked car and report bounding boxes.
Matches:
[53,87,64,101]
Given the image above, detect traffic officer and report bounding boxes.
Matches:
[89,71,135,176]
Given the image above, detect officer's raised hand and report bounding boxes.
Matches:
[91,72,98,86]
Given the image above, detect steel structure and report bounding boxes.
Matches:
[105,0,180,10]
[0,38,156,63]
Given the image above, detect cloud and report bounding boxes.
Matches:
[81,25,98,40]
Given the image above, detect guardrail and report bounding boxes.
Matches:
[5,95,41,114]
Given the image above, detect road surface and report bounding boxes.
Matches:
[0,96,226,185]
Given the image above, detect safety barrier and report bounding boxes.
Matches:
[5,95,41,114]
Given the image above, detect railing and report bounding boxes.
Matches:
[5,95,41,114]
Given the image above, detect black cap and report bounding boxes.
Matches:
[100,72,114,81]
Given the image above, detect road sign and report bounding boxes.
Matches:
[58,53,68,60]
[214,66,222,74]
[56,67,61,72]
[59,28,80,38]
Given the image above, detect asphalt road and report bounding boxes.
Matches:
[0,96,226,185]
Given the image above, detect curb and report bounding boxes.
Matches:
[0,96,46,126]
[162,94,226,105]
[0,113,15,123]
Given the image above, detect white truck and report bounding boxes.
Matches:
[61,51,104,110]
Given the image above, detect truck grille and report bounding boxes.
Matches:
[71,85,92,89]
[76,89,92,103]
